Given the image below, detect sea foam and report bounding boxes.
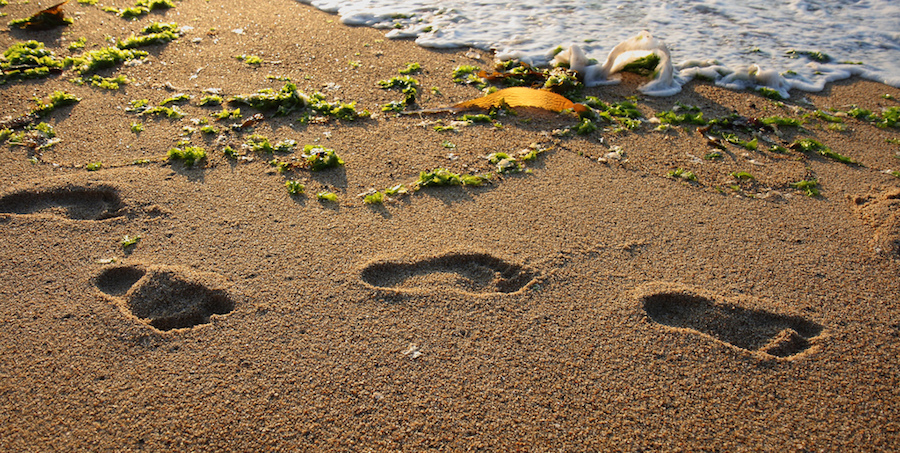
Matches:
[297,0,900,97]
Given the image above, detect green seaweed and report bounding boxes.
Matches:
[452,65,480,83]
[731,171,755,180]
[399,62,421,75]
[621,54,660,76]
[167,146,206,166]
[415,168,462,188]
[378,75,419,104]
[130,122,143,133]
[317,191,338,202]
[756,87,784,100]
[199,95,224,106]
[363,191,384,205]
[229,83,306,116]
[847,107,876,122]
[86,162,103,171]
[760,116,803,127]
[787,50,831,63]
[235,54,263,65]
[66,46,148,73]
[31,90,80,116]
[575,118,597,135]
[791,179,820,197]
[121,235,141,249]
[302,145,344,171]
[199,125,218,135]
[668,168,697,182]
[285,180,305,195]
[458,114,492,124]
[68,38,87,52]
[1,41,66,84]
[160,94,190,105]
[789,138,858,164]
[212,108,241,120]
[143,105,184,119]
[657,110,706,125]
[878,107,900,128]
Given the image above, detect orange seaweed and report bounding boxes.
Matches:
[452,87,588,114]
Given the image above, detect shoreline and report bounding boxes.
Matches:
[2,1,900,451]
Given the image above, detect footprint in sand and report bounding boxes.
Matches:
[851,188,900,258]
[361,253,537,295]
[642,291,824,358]
[95,265,236,331]
[0,186,123,220]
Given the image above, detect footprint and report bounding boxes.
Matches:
[642,291,823,358]
[95,265,236,331]
[851,188,900,258]
[0,186,123,220]
[361,253,536,294]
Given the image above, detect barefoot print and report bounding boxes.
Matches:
[95,265,235,331]
[0,186,123,220]
[361,253,537,295]
[642,291,824,358]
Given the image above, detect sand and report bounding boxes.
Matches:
[1,0,900,451]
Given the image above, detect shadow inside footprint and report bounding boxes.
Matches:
[361,253,536,294]
[643,292,823,358]
[96,266,235,331]
[95,266,146,296]
[0,187,123,220]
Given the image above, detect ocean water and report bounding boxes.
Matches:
[297,0,900,97]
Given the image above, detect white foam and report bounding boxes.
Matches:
[297,0,900,97]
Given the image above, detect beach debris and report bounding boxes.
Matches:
[9,1,72,31]
[408,87,588,115]
[121,234,141,250]
[402,344,422,359]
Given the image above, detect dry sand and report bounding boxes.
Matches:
[1,0,900,451]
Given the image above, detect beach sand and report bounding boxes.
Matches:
[1,0,900,450]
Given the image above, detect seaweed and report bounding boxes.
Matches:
[846,107,876,122]
[415,168,462,188]
[621,54,660,76]
[363,191,384,205]
[452,65,480,83]
[143,105,184,119]
[9,1,72,30]
[657,109,706,125]
[878,107,900,128]
[731,171,755,180]
[458,114,492,124]
[378,75,419,104]
[317,191,338,202]
[160,94,190,106]
[789,138,859,165]
[229,83,306,116]
[302,145,343,171]
[167,145,206,166]
[1,41,66,84]
[235,54,263,65]
[68,38,87,52]
[787,50,831,63]
[212,108,241,120]
[117,30,178,49]
[285,180,305,195]
[121,235,141,249]
[791,179,820,197]
[399,62,421,75]
[756,87,784,100]
[760,116,802,127]
[667,168,697,182]
[66,46,147,73]
[85,162,102,171]
[575,118,597,135]
[199,95,223,106]
[130,122,143,133]
[31,90,80,116]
